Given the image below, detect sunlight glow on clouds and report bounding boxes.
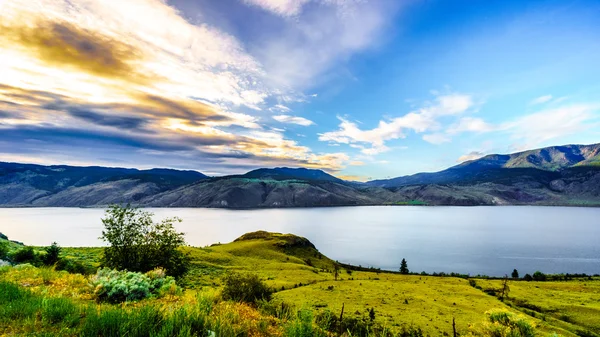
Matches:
[0,0,363,174]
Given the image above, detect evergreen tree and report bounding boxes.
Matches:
[44,242,61,265]
[511,269,519,279]
[399,258,409,274]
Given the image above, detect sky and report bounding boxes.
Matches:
[1,0,600,180]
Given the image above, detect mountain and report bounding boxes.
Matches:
[239,167,343,183]
[367,144,600,188]
[0,162,207,206]
[1,143,600,208]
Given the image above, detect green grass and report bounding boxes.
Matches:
[1,231,599,336]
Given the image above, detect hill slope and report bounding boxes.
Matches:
[0,162,207,206]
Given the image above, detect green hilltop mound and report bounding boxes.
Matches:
[234,231,317,249]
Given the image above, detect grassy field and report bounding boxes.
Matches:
[1,231,599,336]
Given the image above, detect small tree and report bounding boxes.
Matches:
[499,275,510,301]
[100,205,190,278]
[399,258,409,274]
[511,269,519,279]
[523,274,533,281]
[333,262,340,281]
[44,242,61,266]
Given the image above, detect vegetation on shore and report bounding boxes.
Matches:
[0,206,599,336]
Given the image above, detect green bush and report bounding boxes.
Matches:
[11,246,41,265]
[221,272,273,304]
[90,268,178,303]
[55,257,95,275]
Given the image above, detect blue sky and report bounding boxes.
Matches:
[1,0,599,180]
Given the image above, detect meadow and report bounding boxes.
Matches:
[0,231,599,336]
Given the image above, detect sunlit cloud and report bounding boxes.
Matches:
[0,0,358,173]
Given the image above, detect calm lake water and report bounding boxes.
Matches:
[1,206,599,276]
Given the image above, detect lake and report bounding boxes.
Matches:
[1,206,599,277]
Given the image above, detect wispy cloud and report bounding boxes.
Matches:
[529,95,553,105]
[272,114,315,126]
[243,0,311,17]
[319,93,474,153]
[501,104,600,149]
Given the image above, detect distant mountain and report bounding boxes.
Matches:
[1,142,600,208]
[0,162,207,206]
[367,144,600,188]
[239,167,343,183]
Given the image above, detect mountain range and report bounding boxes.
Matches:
[1,143,600,208]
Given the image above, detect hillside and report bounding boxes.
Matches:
[0,162,207,206]
[1,142,600,207]
[1,231,598,336]
[142,178,387,208]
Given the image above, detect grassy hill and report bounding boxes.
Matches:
[1,231,599,336]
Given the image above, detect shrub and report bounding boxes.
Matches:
[100,205,190,278]
[0,241,8,260]
[523,274,533,281]
[43,242,61,266]
[221,272,273,304]
[471,309,536,337]
[11,246,41,265]
[55,257,95,275]
[90,268,178,303]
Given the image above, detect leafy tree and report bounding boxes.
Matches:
[43,242,61,266]
[221,272,272,304]
[100,205,190,278]
[511,269,519,279]
[333,262,340,281]
[523,274,533,281]
[399,258,409,274]
[532,271,546,281]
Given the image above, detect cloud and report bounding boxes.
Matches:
[457,151,486,163]
[501,104,600,148]
[422,133,451,145]
[272,114,315,126]
[269,104,292,113]
[243,0,311,17]
[252,0,400,90]
[529,95,553,105]
[1,20,146,83]
[66,107,148,130]
[319,93,474,153]
[0,0,362,173]
[447,117,494,134]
